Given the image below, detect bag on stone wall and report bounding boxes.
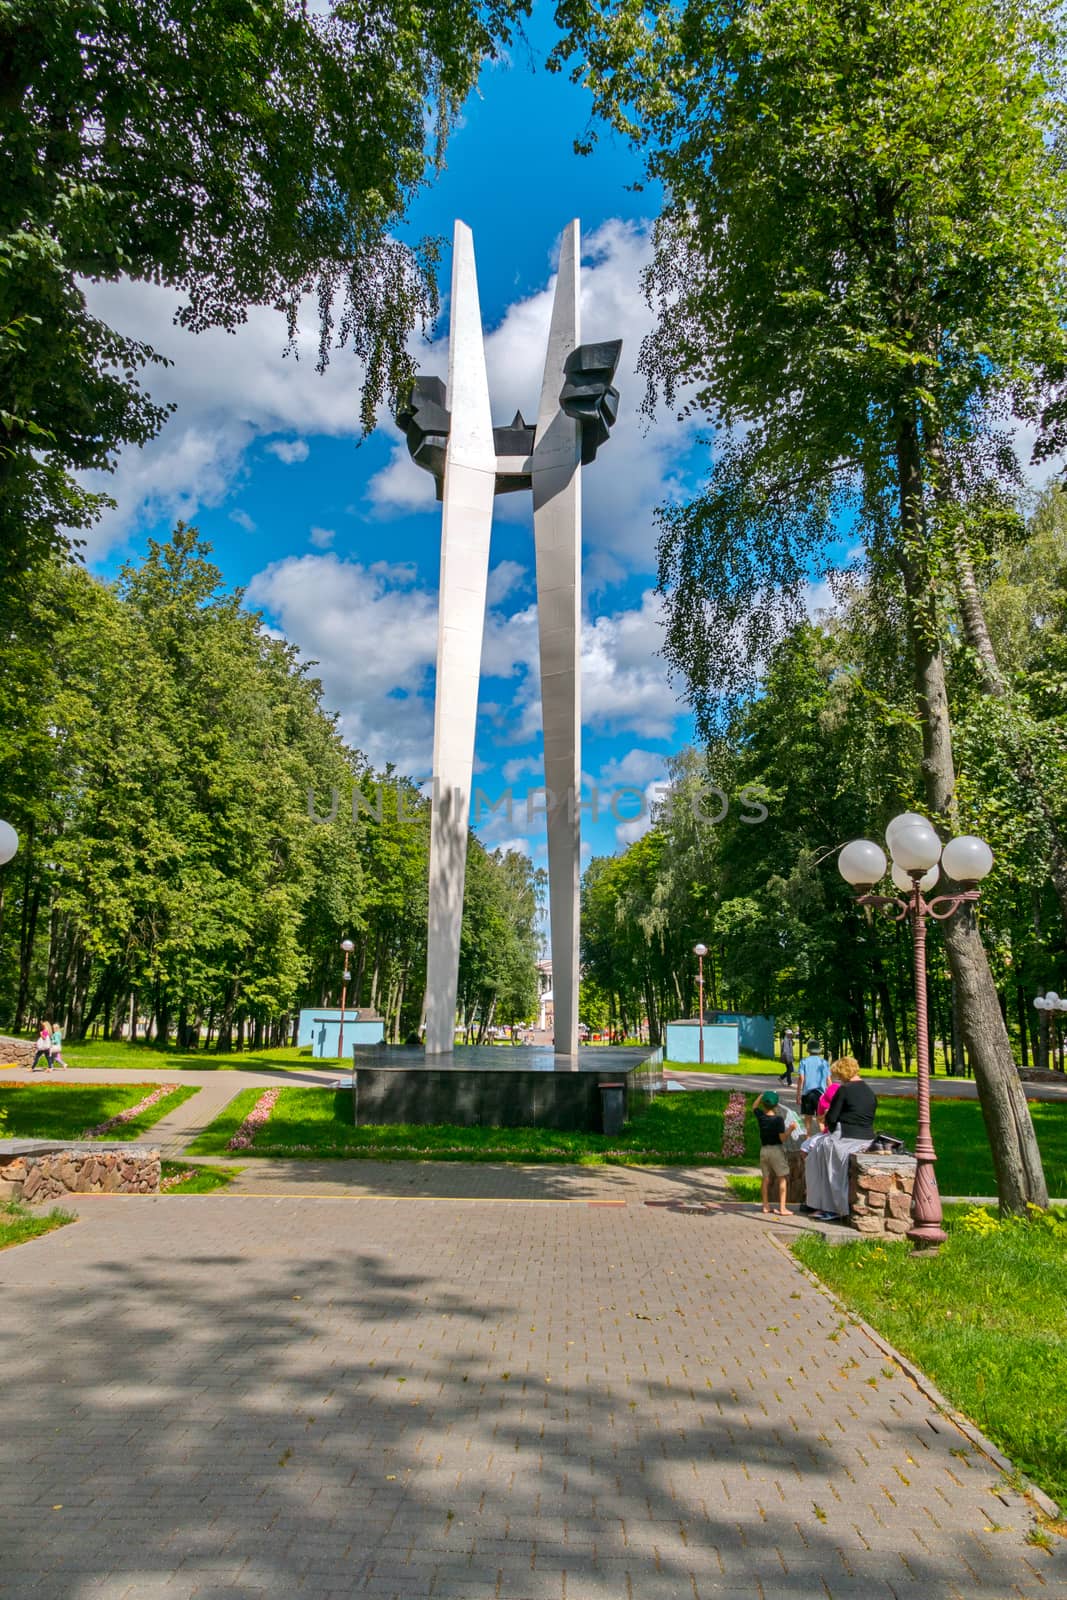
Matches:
[868,1132,908,1155]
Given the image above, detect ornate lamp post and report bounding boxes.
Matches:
[693,943,708,1065]
[1034,991,1067,1073]
[838,818,994,1253]
[337,938,356,1061]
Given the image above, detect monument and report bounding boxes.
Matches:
[398,220,621,1057]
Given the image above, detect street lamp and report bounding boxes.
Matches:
[338,938,356,1061]
[839,820,994,1253]
[693,943,708,1065]
[0,820,18,865]
[1035,991,1067,1073]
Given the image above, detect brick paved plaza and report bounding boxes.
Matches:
[2,1170,1065,1600]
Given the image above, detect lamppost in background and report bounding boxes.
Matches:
[337,938,356,1061]
[839,815,994,1253]
[693,943,708,1065]
[0,820,18,866]
[1034,990,1067,1074]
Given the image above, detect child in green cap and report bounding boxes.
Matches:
[752,1090,790,1216]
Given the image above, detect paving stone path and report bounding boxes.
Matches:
[2,1171,1064,1600]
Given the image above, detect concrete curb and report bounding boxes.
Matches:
[771,1232,1062,1524]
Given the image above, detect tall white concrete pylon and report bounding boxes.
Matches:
[424,221,496,1055]
[532,221,583,1058]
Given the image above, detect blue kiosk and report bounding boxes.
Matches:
[297,1008,385,1059]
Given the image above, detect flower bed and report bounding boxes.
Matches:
[721,1091,747,1158]
[81,1084,182,1138]
[227,1087,280,1150]
[160,1167,196,1191]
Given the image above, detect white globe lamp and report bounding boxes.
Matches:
[0,820,18,866]
[941,835,994,884]
[838,839,888,887]
[885,812,931,853]
[892,860,939,894]
[890,822,942,874]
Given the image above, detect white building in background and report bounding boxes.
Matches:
[536,959,553,1034]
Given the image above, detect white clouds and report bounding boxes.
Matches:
[79,220,708,578]
[245,553,438,773]
[243,545,684,781]
[267,438,311,464]
[486,560,527,607]
[309,526,336,549]
[79,277,364,554]
[229,509,256,533]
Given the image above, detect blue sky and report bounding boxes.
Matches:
[85,5,723,869]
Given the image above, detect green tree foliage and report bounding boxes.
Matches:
[555,0,1064,1207]
[0,0,527,576]
[0,530,539,1048]
[584,607,1067,1074]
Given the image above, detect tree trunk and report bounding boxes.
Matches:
[897,414,1047,1210]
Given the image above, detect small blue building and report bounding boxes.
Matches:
[711,1012,776,1059]
[664,1012,777,1064]
[297,1007,385,1059]
[664,1019,739,1065]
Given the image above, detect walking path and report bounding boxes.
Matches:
[2,1168,1062,1600]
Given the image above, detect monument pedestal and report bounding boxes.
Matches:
[351,1046,661,1133]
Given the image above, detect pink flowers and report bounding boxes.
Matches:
[161,1167,196,1191]
[82,1084,181,1138]
[721,1091,748,1159]
[227,1087,280,1150]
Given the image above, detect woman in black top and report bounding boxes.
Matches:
[824,1073,877,1141]
[805,1058,878,1220]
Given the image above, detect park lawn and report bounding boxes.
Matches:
[665,1051,779,1075]
[188,1086,763,1165]
[10,1038,312,1073]
[159,1160,239,1193]
[0,1201,75,1251]
[794,1208,1067,1510]
[869,1097,1067,1198]
[0,1082,197,1141]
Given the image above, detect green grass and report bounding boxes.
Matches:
[159,1160,239,1194]
[0,1200,75,1250]
[794,1208,1067,1509]
[665,1051,779,1075]
[6,1038,315,1073]
[867,1097,1067,1198]
[184,1083,1067,1191]
[726,1173,763,1201]
[188,1086,763,1165]
[0,1081,198,1141]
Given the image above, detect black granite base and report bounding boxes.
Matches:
[350,1045,662,1132]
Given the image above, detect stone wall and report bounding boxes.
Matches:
[848,1153,917,1235]
[0,1145,161,1204]
[0,1035,35,1069]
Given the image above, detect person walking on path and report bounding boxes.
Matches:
[804,1057,878,1220]
[752,1089,791,1216]
[31,1021,53,1072]
[797,1040,831,1134]
[49,1023,68,1070]
[779,1027,795,1085]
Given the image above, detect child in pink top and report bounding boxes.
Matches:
[817,1079,840,1126]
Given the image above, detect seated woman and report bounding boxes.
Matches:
[803,1057,877,1221]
